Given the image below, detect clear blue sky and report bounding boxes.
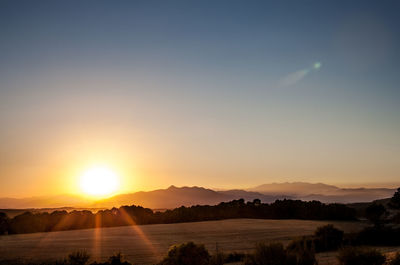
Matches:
[1,1,400,196]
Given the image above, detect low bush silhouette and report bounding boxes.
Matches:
[68,250,90,265]
[287,236,315,253]
[314,224,343,251]
[290,248,317,265]
[91,253,131,265]
[225,252,246,263]
[157,242,210,265]
[209,251,225,265]
[244,242,294,265]
[244,242,316,265]
[356,226,400,246]
[287,224,344,254]
[337,247,386,265]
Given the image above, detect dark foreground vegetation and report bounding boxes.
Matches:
[2,237,400,265]
[2,211,400,265]
[0,199,356,235]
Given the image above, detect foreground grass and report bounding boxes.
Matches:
[0,219,365,264]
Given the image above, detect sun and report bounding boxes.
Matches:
[79,166,120,197]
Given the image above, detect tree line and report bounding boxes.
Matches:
[0,198,356,235]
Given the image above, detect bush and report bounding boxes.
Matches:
[209,251,245,265]
[365,203,386,226]
[286,240,317,265]
[158,242,210,265]
[245,243,289,265]
[287,237,315,253]
[389,252,400,265]
[245,241,317,265]
[357,226,400,246]
[225,252,245,263]
[68,251,90,265]
[314,224,343,251]
[245,242,301,265]
[209,251,225,265]
[292,248,317,265]
[337,247,385,265]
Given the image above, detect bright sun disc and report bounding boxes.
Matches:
[79,166,120,196]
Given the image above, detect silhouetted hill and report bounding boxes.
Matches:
[218,189,291,202]
[249,182,341,195]
[0,183,396,209]
[93,186,286,208]
[249,182,395,203]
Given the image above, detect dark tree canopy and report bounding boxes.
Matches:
[365,203,386,226]
[0,199,357,236]
[390,188,400,209]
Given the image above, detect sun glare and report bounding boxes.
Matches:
[79,166,120,197]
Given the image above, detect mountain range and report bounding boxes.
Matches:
[0,182,396,209]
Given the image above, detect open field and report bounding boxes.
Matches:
[0,218,366,264]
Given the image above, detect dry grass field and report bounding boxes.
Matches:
[0,218,367,264]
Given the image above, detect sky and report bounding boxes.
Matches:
[1,0,400,197]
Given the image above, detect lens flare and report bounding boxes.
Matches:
[278,62,322,87]
[313,62,322,69]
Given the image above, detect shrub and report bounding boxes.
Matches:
[357,226,400,246]
[209,251,225,265]
[314,224,343,251]
[293,248,317,265]
[107,253,130,265]
[225,252,245,263]
[244,242,298,265]
[287,237,315,253]
[365,203,386,226]
[337,247,385,265]
[286,240,317,265]
[158,242,210,265]
[68,251,90,265]
[256,242,290,265]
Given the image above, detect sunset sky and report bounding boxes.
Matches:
[1,1,400,197]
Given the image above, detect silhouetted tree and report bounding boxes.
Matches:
[390,188,400,209]
[0,212,9,235]
[365,203,386,227]
[2,199,357,235]
[253,199,261,206]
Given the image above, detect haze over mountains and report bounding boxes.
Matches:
[0,182,396,209]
